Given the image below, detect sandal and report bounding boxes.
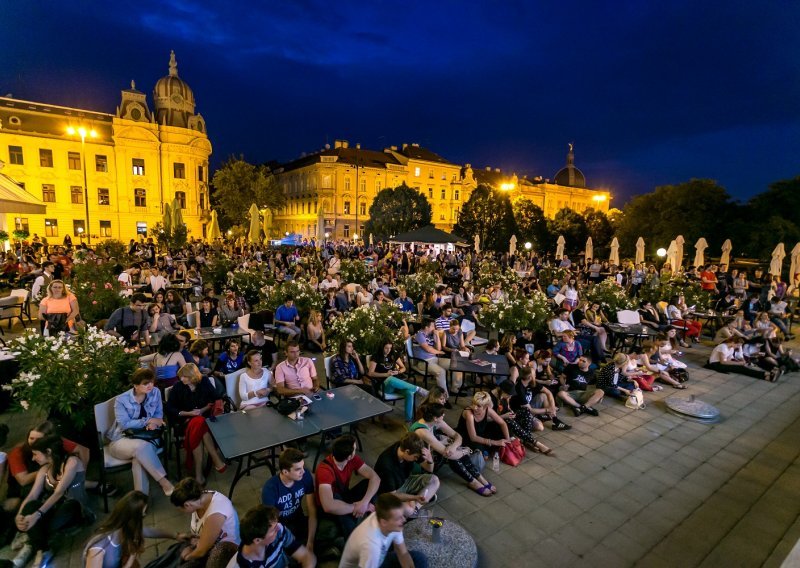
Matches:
[474,485,492,497]
[672,384,687,389]
[533,442,554,456]
[485,483,497,494]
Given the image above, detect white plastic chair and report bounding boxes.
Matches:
[9,289,31,321]
[617,310,641,325]
[186,312,199,328]
[225,368,248,410]
[324,355,334,390]
[237,313,254,344]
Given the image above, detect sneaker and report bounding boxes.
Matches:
[416,387,430,398]
[31,550,52,568]
[583,406,599,417]
[419,493,438,508]
[12,544,33,568]
[11,531,28,552]
[552,421,572,431]
[571,406,583,417]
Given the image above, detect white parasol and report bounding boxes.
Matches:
[556,235,566,259]
[720,239,732,270]
[635,237,645,265]
[674,235,685,272]
[609,237,620,267]
[666,240,677,273]
[789,242,800,284]
[694,238,708,268]
[584,237,593,262]
[770,243,786,277]
[509,234,517,257]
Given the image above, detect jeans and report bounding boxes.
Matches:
[382,376,419,421]
[382,550,428,568]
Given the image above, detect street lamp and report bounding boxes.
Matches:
[500,183,515,191]
[352,233,359,242]
[592,194,608,203]
[66,125,97,244]
[657,248,667,258]
[77,226,85,243]
[524,242,532,250]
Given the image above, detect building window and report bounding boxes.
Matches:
[8,146,23,165]
[71,185,84,204]
[359,201,366,216]
[14,217,29,233]
[134,188,146,207]
[42,184,56,203]
[68,152,81,170]
[453,208,460,222]
[414,167,420,177]
[344,177,351,191]
[173,162,185,179]
[452,174,457,182]
[359,179,366,192]
[198,165,205,182]
[429,170,434,179]
[136,222,148,236]
[375,180,382,192]
[428,188,433,198]
[441,189,446,200]
[175,191,186,209]
[343,201,351,215]
[96,155,108,172]
[441,172,447,180]
[73,220,85,237]
[454,189,460,200]
[132,158,145,176]
[343,224,350,238]
[199,193,206,210]
[99,220,111,237]
[322,174,332,188]
[39,149,53,168]
[45,218,58,237]
[440,213,445,220]
[98,188,110,206]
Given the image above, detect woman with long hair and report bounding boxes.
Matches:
[38,279,80,335]
[330,338,365,387]
[366,340,427,422]
[237,350,272,410]
[304,309,326,352]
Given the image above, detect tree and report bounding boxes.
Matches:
[454,185,517,251]
[512,198,550,252]
[615,179,736,257]
[583,208,614,258]
[364,184,432,239]
[743,176,800,259]
[211,157,285,229]
[549,208,588,255]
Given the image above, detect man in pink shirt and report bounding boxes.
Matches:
[275,341,320,396]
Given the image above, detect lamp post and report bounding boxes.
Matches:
[66,126,97,244]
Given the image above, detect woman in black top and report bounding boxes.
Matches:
[367,340,426,422]
[489,381,551,454]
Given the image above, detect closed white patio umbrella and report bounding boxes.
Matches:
[609,237,620,267]
[694,238,708,268]
[635,237,645,265]
[770,243,786,277]
[556,235,566,259]
[720,239,732,270]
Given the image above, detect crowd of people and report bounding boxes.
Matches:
[1,234,799,567]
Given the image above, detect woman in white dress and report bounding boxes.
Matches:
[237,350,272,410]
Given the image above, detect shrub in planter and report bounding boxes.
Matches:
[399,272,439,303]
[583,278,636,320]
[479,291,551,333]
[339,259,370,287]
[70,261,127,324]
[259,278,323,317]
[327,303,407,357]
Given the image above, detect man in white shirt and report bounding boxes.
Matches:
[319,274,339,292]
[149,266,169,294]
[339,493,427,568]
[117,263,141,297]
[31,261,55,302]
[707,337,774,380]
[549,309,576,334]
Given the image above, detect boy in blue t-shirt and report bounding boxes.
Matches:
[261,448,317,552]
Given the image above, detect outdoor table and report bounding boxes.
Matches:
[207,404,320,498]
[449,352,510,402]
[403,516,478,567]
[166,283,194,300]
[151,326,248,346]
[307,385,393,468]
[606,323,658,352]
[689,310,734,338]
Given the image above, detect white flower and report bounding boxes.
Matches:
[20,400,30,410]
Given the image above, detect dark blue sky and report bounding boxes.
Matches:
[3,1,798,204]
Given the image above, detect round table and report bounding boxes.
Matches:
[403,517,478,567]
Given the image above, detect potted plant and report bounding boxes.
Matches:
[327,303,407,356]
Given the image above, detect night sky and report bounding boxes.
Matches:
[3,1,798,204]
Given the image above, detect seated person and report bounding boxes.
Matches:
[229,505,315,568]
[367,340,427,423]
[304,309,326,352]
[489,381,552,454]
[274,297,302,338]
[552,331,583,373]
[170,478,240,568]
[339,494,428,568]
[373,433,439,518]
[315,435,381,538]
[707,336,777,381]
[596,353,639,400]
[213,339,245,380]
[560,355,603,416]
[260,448,317,553]
[330,339,366,388]
[275,342,320,397]
[456,392,512,465]
[238,350,272,410]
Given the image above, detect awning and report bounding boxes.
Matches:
[0,170,47,214]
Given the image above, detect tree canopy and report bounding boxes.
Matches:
[211,158,285,229]
[549,208,589,255]
[364,183,432,240]
[454,185,516,251]
[512,198,551,251]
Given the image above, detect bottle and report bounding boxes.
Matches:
[492,452,500,472]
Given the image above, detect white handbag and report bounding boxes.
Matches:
[625,388,646,410]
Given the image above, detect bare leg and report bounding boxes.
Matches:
[202,433,225,469]
[192,445,206,485]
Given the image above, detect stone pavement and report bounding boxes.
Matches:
[2,321,800,567]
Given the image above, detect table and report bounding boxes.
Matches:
[689,311,734,338]
[150,326,249,347]
[449,352,510,402]
[166,283,194,300]
[403,516,478,567]
[207,404,319,497]
[606,323,658,352]
[307,385,393,468]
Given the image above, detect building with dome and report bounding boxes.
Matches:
[0,51,211,243]
[271,141,609,239]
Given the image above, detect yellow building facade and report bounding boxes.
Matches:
[0,51,211,244]
[272,140,609,240]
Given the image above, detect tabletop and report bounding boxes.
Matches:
[150,326,248,345]
[606,323,658,337]
[305,384,393,431]
[448,352,510,376]
[403,516,478,568]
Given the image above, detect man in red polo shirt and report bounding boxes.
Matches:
[275,341,320,396]
[700,265,718,293]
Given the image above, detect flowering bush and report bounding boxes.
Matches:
[9,327,137,429]
[70,261,128,324]
[229,267,271,306]
[479,291,552,333]
[584,278,636,318]
[639,278,712,311]
[327,303,407,357]
[339,259,370,287]
[537,266,569,286]
[260,278,323,317]
[474,260,521,290]
[399,272,439,303]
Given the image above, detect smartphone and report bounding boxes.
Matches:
[313,393,322,401]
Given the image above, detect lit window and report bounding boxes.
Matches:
[96,155,108,172]
[73,220,85,236]
[429,170,434,179]
[136,222,147,236]
[343,201,351,214]
[100,220,111,237]
[68,152,81,170]
[344,224,350,238]
[132,158,145,176]
[322,174,332,188]
[375,180,382,192]
[454,189,460,200]
[198,165,205,182]
[414,167,420,177]
[441,189,446,200]
[71,186,84,204]
[360,178,366,192]
[428,188,433,198]
[359,201,366,216]
[174,162,185,179]
[8,146,23,165]
[175,191,186,209]
[441,172,446,180]
[98,188,110,206]
[39,149,53,168]
[135,188,146,207]
[344,177,351,191]
[42,184,56,203]
[44,218,58,237]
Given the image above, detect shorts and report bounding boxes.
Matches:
[568,388,595,403]
[397,474,436,496]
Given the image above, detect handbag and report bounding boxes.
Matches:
[123,427,164,447]
[142,542,183,568]
[625,388,646,410]
[468,449,485,472]
[499,438,526,467]
[275,397,302,416]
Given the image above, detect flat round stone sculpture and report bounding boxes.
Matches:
[665,395,721,421]
[403,517,478,567]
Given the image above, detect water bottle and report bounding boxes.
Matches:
[492,452,500,472]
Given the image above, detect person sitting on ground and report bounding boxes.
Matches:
[367,340,428,423]
[489,381,552,454]
[84,490,190,568]
[754,311,780,339]
[315,434,381,539]
[229,504,315,568]
[456,392,513,469]
[552,330,583,374]
[339,493,428,568]
[373,433,439,518]
[409,403,495,496]
[634,341,685,389]
[330,339,367,388]
[165,364,227,484]
[13,435,92,568]
[238,350,272,410]
[170,478,240,568]
[304,309,326,352]
[707,336,777,381]
[596,353,639,401]
[768,296,794,339]
[260,448,317,556]
[528,353,571,430]
[559,355,603,416]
